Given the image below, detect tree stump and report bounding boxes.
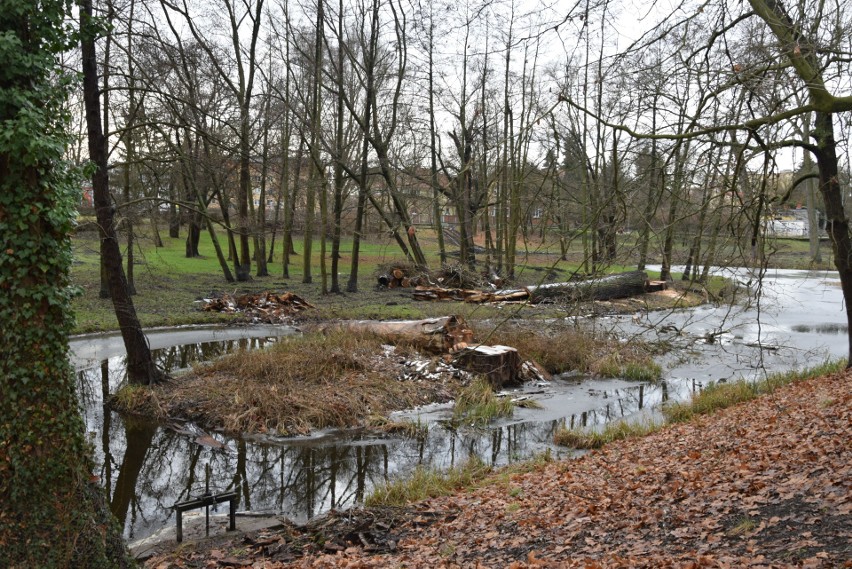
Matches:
[455,345,522,389]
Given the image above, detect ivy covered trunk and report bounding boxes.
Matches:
[0,2,131,566]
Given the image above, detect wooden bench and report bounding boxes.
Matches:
[172,491,238,542]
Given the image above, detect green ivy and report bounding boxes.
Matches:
[0,1,131,566]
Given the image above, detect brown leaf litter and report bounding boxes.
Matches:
[144,368,851,568]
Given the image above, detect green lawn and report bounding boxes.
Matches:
[70,223,800,334]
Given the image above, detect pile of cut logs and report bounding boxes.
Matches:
[376,267,428,289]
[201,291,314,323]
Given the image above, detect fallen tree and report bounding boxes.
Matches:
[526,270,651,303]
[413,271,659,304]
[317,315,474,354]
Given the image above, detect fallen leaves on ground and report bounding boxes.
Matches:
[145,369,851,568]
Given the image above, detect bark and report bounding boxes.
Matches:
[413,271,652,304]
[302,0,324,285]
[347,0,378,293]
[330,0,345,294]
[455,345,523,389]
[812,111,852,366]
[526,271,649,303]
[81,0,163,385]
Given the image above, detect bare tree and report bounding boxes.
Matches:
[81,0,164,385]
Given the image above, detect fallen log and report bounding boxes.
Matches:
[412,286,483,302]
[321,315,474,354]
[525,270,649,303]
[413,271,653,304]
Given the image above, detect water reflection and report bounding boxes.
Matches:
[70,268,850,543]
[75,334,690,541]
[790,323,848,335]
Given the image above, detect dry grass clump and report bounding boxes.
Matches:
[486,325,599,373]
[452,377,515,426]
[365,456,492,507]
[662,359,844,423]
[115,330,461,436]
[553,419,660,449]
[486,323,660,378]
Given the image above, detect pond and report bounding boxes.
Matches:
[70,268,847,544]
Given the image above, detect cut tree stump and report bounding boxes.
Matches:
[454,345,522,388]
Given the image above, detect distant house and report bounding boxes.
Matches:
[766,206,824,238]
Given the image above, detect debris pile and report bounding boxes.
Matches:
[376,263,496,290]
[200,291,314,323]
[336,316,549,389]
[387,344,550,388]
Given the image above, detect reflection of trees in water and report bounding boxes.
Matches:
[105,380,704,540]
[80,338,711,541]
[155,338,272,373]
[110,420,157,529]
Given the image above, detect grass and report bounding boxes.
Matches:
[70,222,748,334]
[662,359,846,423]
[554,359,846,450]
[110,329,464,435]
[366,449,555,508]
[451,377,515,426]
[553,418,661,449]
[593,353,663,382]
[364,456,492,507]
[70,230,583,332]
[729,516,758,536]
[514,398,544,409]
[366,416,429,438]
[487,323,665,379]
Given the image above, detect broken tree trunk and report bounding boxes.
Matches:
[413,271,652,304]
[322,315,473,354]
[455,345,522,389]
[526,270,650,303]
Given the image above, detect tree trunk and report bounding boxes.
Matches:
[813,111,852,366]
[455,345,523,389]
[329,0,345,294]
[81,0,163,386]
[0,2,131,565]
[802,115,822,264]
[526,270,649,303]
[283,143,303,279]
[169,181,180,238]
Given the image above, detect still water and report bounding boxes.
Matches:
[69,268,847,542]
